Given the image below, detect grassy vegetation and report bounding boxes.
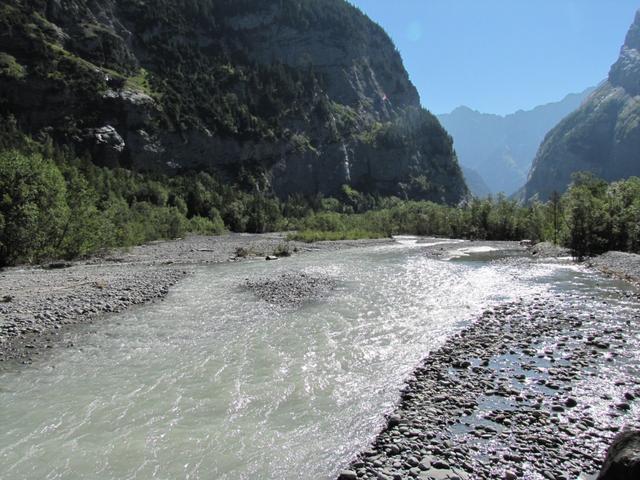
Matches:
[288,229,386,243]
[285,174,640,262]
[0,53,26,79]
[45,42,102,74]
[125,68,158,97]
[272,242,294,257]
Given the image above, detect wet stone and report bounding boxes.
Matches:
[339,293,640,480]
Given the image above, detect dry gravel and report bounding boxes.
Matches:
[244,272,337,307]
[589,251,640,287]
[0,233,391,364]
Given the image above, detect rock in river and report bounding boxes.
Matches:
[597,430,640,480]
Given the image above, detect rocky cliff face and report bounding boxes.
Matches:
[522,11,640,201]
[437,88,594,196]
[0,0,467,203]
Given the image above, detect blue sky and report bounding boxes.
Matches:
[348,1,639,115]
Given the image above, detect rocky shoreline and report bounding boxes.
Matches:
[3,234,640,479]
[2,236,638,367]
[339,256,640,480]
[0,233,391,364]
[0,265,187,365]
[588,251,640,288]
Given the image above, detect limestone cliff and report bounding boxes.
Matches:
[0,0,467,203]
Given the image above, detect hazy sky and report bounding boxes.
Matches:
[348,0,639,115]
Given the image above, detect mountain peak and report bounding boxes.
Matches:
[608,9,640,95]
[451,105,476,115]
[437,89,594,196]
[523,10,640,201]
[624,9,640,50]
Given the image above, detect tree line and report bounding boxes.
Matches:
[1,128,638,266]
[290,173,640,260]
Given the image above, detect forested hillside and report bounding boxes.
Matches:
[0,0,466,202]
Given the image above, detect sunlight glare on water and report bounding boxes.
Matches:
[0,243,579,479]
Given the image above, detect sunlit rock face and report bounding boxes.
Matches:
[0,0,467,203]
[522,10,640,201]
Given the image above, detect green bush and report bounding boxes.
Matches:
[273,242,292,257]
[190,211,226,235]
[563,173,640,258]
[288,229,387,243]
[0,142,233,265]
[0,150,69,265]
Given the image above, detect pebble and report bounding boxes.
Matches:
[339,292,640,479]
[338,470,357,480]
[244,272,336,307]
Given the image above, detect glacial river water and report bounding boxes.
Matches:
[0,240,635,479]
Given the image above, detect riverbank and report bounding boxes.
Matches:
[589,251,640,287]
[3,236,639,366]
[2,234,640,477]
[0,233,392,364]
[338,244,640,480]
[340,293,640,480]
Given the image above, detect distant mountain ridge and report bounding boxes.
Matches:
[438,88,594,196]
[460,166,491,198]
[522,10,640,201]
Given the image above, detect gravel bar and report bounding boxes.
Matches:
[339,290,640,480]
[244,272,336,307]
[0,233,392,364]
[589,251,640,287]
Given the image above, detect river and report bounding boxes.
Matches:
[0,240,634,479]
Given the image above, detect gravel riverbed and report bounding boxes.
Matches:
[589,251,640,287]
[339,292,640,480]
[2,234,640,479]
[338,247,640,480]
[0,233,391,364]
[0,265,187,365]
[244,271,337,307]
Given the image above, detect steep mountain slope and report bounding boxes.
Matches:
[522,10,640,201]
[460,166,491,198]
[0,0,467,203]
[438,88,593,195]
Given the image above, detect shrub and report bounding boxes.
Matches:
[0,150,69,265]
[273,242,292,257]
[288,229,386,243]
[190,214,225,235]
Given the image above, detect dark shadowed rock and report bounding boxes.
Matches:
[565,397,578,408]
[597,431,640,480]
[338,470,357,480]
